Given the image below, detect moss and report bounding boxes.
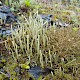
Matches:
[0,0,80,79]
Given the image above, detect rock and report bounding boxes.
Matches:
[39,14,69,28]
[0,5,11,13]
[0,12,7,20]
[40,14,53,20]
[0,28,10,36]
[28,66,54,79]
[0,5,17,23]
[39,14,53,27]
[55,21,69,28]
[29,66,41,79]
[0,3,18,36]
[5,30,11,35]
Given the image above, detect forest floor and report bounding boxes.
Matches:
[0,1,80,80]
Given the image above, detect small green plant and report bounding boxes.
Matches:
[25,0,31,7]
[72,27,78,32]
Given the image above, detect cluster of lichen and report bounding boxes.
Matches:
[0,0,80,80]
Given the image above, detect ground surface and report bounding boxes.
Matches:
[0,0,80,80]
